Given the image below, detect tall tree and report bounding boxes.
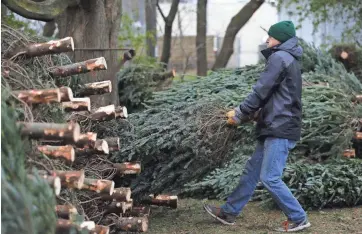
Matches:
[2,0,122,106]
[196,0,207,76]
[145,0,157,57]
[157,0,180,70]
[212,0,265,70]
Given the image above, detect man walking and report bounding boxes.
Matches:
[203,21,311,232]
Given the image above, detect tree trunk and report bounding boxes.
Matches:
[81,178,115,195]
[93,225,110,234]
[55,204,78,219]
[13,88,61,104]
[53,170,85,189]
[37,145,75,162]
[212,0,264,70]
[48,57,107,78]
[75,132,97,148]
[158,0,180,70]
[196,0,207,76]
[115,217,148,232]
[101,187,131,202]
[139,194,178,209]
[55,0,122,106]
[77,80,112,97]
[43,20,56,37]
[113,162,141,175]
[62,98,91,112]
[17,122,80,143]
[124,206,150,217]
[145,0,157,57]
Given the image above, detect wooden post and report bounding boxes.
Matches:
[17,122,80,143]
[140,194,178,209]
[91,225,110,234]
[26,37,74,57]
[343,149,356,158]
[80,178,114,195]
[115,217,148,232]
[53,170,85,189]
[113,162,141,175]
[37,145,75,162]
[101,187,131,202]
[78,80,112,96]
[55,204,78,219]
[62,98,91,112]
[115,106,128,119]
[49,57,107,77]
[104,137,120,152]
[28,174,61,196]
[59,87,73,102]
[13,88,61,104]
[75,139,109,155]
[75,132,97,148]
[124,206,151,217]
[56,219,95,234]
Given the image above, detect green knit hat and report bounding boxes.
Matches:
[268,21,296,43]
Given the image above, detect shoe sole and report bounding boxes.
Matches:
[203,204,235,226]
[276,222,311,232]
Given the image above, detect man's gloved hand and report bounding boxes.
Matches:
[226,107,245,126]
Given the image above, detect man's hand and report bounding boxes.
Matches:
[226,108,244,126]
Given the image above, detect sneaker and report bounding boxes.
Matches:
[203,204,236,225]
[275,219,311,232]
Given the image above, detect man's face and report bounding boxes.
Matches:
[266,36,281,48]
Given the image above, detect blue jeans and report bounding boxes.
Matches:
[221,137,306,223]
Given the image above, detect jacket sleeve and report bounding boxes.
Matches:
[237,53,285,117]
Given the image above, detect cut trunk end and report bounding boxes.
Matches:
[59,87,74,102]
[104,137,120,152]
[343,149,355,158]
[115,106,128,119]
[91,225,110,234]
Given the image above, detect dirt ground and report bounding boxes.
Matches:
[148,199,362,234]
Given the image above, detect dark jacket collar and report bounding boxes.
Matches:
[261,37,303,60]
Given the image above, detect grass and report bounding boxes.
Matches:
[148,199,362,234]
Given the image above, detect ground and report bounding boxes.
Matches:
[148,199,362,234]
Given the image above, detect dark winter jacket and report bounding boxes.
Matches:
[238,37,303,141]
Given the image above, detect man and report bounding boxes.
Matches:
[203,21,311,232]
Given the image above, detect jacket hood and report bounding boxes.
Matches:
[261,37,303,60]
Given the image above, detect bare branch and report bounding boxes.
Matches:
[156,0,167,22]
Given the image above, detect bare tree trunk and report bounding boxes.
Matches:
[157,0,180,70]
[43,20,56,37]
[196,0,207,76]
[55,0,122,106]
[145,0,157,57]
[212,0,264,70]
